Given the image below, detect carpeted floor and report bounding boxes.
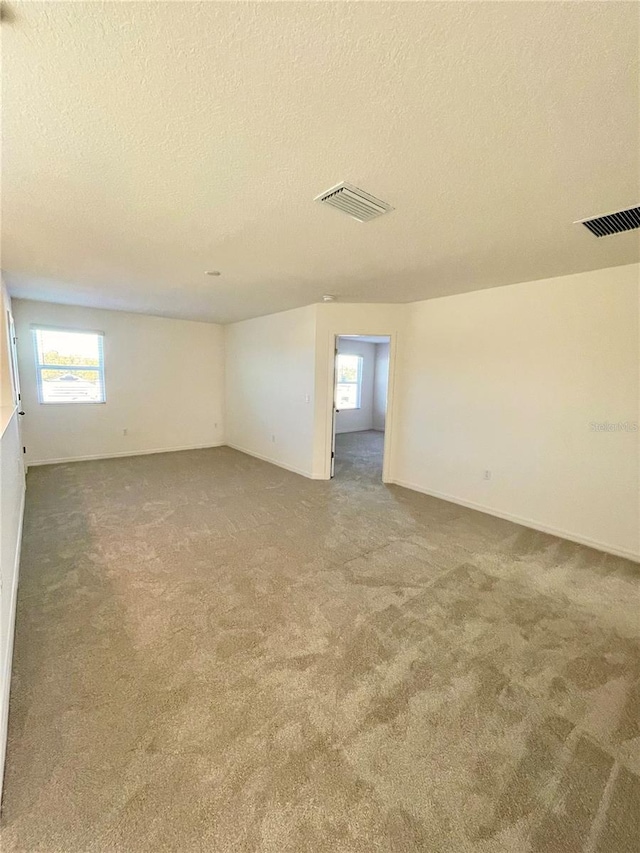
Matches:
[333,428,384,481]
[2,433,639,852]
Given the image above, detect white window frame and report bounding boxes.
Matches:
[336,354,363,410]
[32,326,106,405]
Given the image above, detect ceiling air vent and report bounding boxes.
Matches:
[575,205,640,237]
[315,182,393,222]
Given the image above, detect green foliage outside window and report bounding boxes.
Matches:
[41,350,100,382]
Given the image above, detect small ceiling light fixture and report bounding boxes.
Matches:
[322,294,337,302]
[205,270,221,276]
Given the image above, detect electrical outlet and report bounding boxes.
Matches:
[271,435,276,443]
[123,428,128,436]
[214,422,218,429]
[483,469,491,480]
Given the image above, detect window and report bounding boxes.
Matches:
[33,327,106,404]
[336,354,363,410]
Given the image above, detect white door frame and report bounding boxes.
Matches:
[5,309,26,473]
[330,337,339,478]
[323,331,398,482]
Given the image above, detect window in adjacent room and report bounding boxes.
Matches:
[33,327,106,404]
[335,354,363,410]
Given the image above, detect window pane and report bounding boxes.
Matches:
[39,369,103,403]
[336,354,362,409]
[35,329,101,366]
[337,355,361,384]
[34,329,105,404]
[337,383,359,409]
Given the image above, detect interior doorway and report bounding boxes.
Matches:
[331,335,391,481]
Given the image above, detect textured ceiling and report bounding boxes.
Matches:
[2,1,639,324]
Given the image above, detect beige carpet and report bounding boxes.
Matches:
[2,432,639,852]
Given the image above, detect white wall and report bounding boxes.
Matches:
[335,338,375,434]
[0,282,26,805]
[393,264,640,560]
[372,342,390,431]
[12,300,225,465]
[225,305,318,477]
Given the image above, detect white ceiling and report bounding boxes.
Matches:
[2,1,639,324]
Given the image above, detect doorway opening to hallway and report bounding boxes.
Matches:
[331,335,391,481]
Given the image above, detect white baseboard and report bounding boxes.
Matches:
[28,442,322,480]
[27,443,226,467]
[389,479,640,563]
[0,479,26,810]
[225,443,321,479]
